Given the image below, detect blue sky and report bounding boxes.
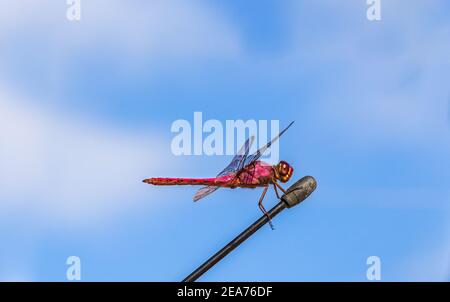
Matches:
[0,0,449,281]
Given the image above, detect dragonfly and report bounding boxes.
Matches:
[143,121,295,229]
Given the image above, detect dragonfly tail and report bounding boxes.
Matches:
[143,177,224,186]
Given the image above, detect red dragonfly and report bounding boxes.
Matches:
[143,121,295,229]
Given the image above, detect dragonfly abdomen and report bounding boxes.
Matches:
[143,176,233,187]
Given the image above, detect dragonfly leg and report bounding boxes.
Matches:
[274,180,287,195]
[272,182,281,199]
[258,186,274,230]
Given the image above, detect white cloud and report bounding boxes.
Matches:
[0,0,242,230]
[0,0,241,62]
[0,85,171,228]
[288,0,450,146]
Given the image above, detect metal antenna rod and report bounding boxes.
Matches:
[182,176,317,282]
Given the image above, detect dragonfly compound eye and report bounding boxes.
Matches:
[277,161,293,183]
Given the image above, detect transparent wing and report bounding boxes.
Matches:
[217,135,255,177]
[193,186,219,202]
[193,136,255,202]
[241,121,294,169]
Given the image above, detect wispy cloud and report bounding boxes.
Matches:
[0,85,170,228]
[0,0,241,63]
[287,0,450,146]
[0,0,243,228]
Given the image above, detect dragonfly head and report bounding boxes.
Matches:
[275,161,294,183]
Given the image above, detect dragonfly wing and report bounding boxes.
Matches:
[193,186,219,202]
[192,136,255,202]
[242,121,294,168]
[217,136,255,177]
